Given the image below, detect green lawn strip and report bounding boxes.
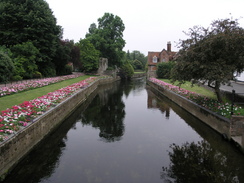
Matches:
[0,75,93,111]
[161,79,217,99]
[134,71,145,74]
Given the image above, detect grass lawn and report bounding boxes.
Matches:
[134,71,145,74]
[0,75,92,112]
[161,79,217,99]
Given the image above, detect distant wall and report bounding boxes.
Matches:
[0,77,119,180]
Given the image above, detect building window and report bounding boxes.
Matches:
[153,56,157,63]
[162,58,166,62]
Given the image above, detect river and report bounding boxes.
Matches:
[2,78,244,183]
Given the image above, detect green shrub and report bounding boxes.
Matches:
[156,61,175,79]
[12,75,23,81]
[118,61,134,79]
[64,64,73,75]
[33,71,42,78]
[0,50,14,83]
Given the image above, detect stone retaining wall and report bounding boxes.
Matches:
[0,77,119,180]
[132,73,146,78]
[147,79,244,152]
[147,80,231,136]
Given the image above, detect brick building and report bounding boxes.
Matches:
[147,42,177,77]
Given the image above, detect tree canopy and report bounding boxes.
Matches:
[76,39,100,72]
[86,13,126,67]
[0,0,62,76]
[0,47,14,83]
[126,50,147,70]
[171,18,244,101]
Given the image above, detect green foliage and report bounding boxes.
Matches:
[33,71,42,78]
[76,39,100,72]
[172,17,244,102]
[53,40,74,75]
[126,50,147,70]
[118,60,134,79]
[156,61,175,79]
[0,49,14,83]
[12,75,23,81]
[131,59,143,70]
[10,42,39,79]
[64,64,73,75]
[41,63,56,77]
[86,13,125,67]
[0,0,62,77]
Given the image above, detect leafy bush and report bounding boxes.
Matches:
[156,61,175,79]
[0,50,14,83]
[12,75,23,81]
[33,71,42,78]
[76,39,100,72]
[131,59,143,70]
[118,61,134,79]
[64,64,73,75]
[11,42,39,79]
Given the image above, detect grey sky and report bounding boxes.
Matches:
[46,0,244,55]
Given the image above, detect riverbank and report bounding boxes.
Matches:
[147,79,244,153]
[0,76,120,180]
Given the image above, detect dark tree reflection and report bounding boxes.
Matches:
[80,81,126,142]
[161,140,239,183]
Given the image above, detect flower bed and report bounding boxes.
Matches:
[149,78,244,118]
[0,73,84,97]
[0,77,98,142]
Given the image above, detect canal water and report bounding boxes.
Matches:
[2,78,244,183]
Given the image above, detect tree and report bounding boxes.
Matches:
[131,59,143,70]
[118,60,134,79]
[157,61,175,79]
[127,50,147,70]
[171,18,244,102]
[10,42,39,79]
[76,39,100,72]
[53,40,72,75]
[0,48,14,83]
[0,0,62,76]
[86,13,126,67]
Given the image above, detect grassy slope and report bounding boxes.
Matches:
[161,79,217,99]
[0,75,92,111]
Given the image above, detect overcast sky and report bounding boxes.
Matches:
[45,0,244,55]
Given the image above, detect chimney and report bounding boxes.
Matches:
[167,41,171,52]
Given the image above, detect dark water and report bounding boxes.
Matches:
[2,78,244,183]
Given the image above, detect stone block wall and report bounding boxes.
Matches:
[147,80,231,138]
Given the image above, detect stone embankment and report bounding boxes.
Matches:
[147,79,244,153]
[0,77,119,180]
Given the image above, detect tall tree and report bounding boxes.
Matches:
[10,42,39,79]
[86,13,126,67]
[0,0,62,76]
[171,18,244,102]
[76,39,100,72]
[0,47,14,83]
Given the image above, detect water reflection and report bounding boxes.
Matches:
[147,88,170,119]
[2,78,244,183]
[147,84,244,183]
[80,81,126,142]
[161,140,239,183]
